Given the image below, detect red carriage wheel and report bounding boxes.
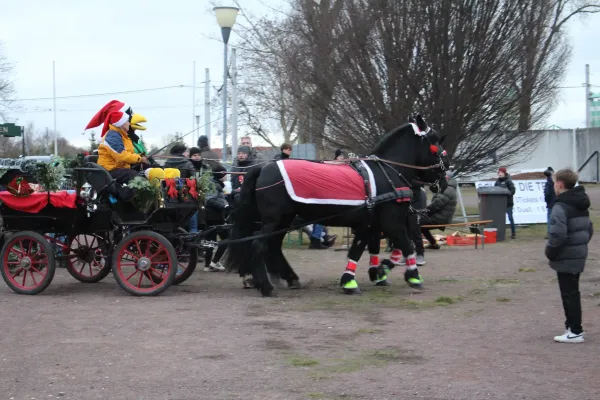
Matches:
[64,234,112,283]
[150,246,198,286]
[0,231,56,295]
[111,231,177,296]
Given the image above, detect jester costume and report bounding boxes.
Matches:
[85,100,178,184]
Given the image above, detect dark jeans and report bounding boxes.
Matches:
[547,207,552,234]
[204,222,229,266]
[557,272,583,334]
[408,213,424,255]
[418,214,437,247]
[507,207,516,236]
[109,168,140,185]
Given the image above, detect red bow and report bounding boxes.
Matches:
[165,178,178,199]
[429,145,438,154]
[185,178,198,200]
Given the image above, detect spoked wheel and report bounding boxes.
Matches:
[0,231,56,295]
[112,231,177,296]
[64,234,112,283]
[151,245,198,286]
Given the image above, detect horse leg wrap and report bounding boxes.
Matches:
[340,259,360,294]
[390,249,402,265]
[405,253,417,270]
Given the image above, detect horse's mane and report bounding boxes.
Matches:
[371,123,412,155]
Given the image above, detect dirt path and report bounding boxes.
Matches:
[1,233,600,400]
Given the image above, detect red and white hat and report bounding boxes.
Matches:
[85,100,132,137]
[105,111,130,129]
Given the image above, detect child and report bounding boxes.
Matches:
[546,169,594,343]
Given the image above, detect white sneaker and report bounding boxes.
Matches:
[416,254,426,266]
[554,329,584,343]
[203,262,225,272]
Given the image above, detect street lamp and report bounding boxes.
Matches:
[214,6,239,163]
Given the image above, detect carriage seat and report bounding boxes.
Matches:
[82,162,119,197]
[84,155,99,164]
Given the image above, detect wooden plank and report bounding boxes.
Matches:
[420,220,493,229]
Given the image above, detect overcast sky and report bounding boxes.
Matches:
[1,0,598,151]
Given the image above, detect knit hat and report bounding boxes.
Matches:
[86,100,132,137]
[498,167,507,174]
[106,111,130,130]
[170,143,187,155]
[446,170,454,179]
[334,149,344,159]
[189,147,201,157]
[198,135,210,149]
[237,145,251,155]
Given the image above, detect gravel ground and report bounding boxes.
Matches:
[1,232,600,400]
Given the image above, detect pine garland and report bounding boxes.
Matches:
[196,171,216,203]
[128,176,161,213]
[34,160,66,192]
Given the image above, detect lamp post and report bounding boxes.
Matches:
[213,6,239,163]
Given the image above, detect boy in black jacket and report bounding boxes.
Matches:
[546,169,594,343]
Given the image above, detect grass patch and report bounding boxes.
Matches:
[438,277,459,283]
[496,297,511,303]
[518,267,537,272]
[470,288,488,295]
[435,296,458,305]
[487,278,520,285]
[287,355,319,367]
[357,327,381,334]
[592,292,600,297]
[307,393,326,399]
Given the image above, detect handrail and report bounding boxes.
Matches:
[577,150,599,183]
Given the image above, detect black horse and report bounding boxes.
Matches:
[227,116,450,297]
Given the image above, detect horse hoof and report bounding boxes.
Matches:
[368,267,379,282]
[288,279,302,289]
[260,287,276,297]
[343,287,361,295]
[375,280,390,286]
[408,282,423,290]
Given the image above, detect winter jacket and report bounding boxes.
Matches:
[163,154,196,179]
[545,186,594,274]
[97,126,141,171]
[205,179,229,222]
[426,178,458,225]
[273,152,290,161]
[544,176,556,208]
[231,156,260,191]
[494,175,516,207]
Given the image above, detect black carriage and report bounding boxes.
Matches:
[0,156,204,296]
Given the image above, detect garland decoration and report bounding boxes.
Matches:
[196,171,216,204]
[128,176,161,213]
[34,160,66,192]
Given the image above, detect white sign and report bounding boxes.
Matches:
[475,180,547,224]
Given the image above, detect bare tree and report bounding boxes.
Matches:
[0,42,15,123]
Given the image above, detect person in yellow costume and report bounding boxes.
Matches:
[97,111,178,184]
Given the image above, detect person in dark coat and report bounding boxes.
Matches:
[273,143,292,160]
[231,145,257,192]
[203,163,230,272]
[197,135,221,170]
[544,166,556,236]
[163,143,195,179]
[495,167,517,239]
[405,182,428,265]
[417,171,458,249]
[546,169,593,343]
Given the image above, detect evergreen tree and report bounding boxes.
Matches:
[89,131,98,152]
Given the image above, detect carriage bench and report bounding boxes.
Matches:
[420,220,493,249]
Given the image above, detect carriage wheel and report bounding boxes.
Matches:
[65,234,112,283]
[150,245,198,286]
[0,231,56,295]
[112,231,177,296]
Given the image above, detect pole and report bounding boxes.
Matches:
[455,181,468,223]
[205,68,211,145]
[21,127,25,157]
[222,42,229,163]
[53,61,57,156]
[231,48,238,160]
[192,61,196,147]
[196,115,200,135]
[585,64,591,128]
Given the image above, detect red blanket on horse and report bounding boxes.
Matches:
[276,160,377,205]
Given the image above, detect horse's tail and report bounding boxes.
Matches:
[225,165,261,274]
